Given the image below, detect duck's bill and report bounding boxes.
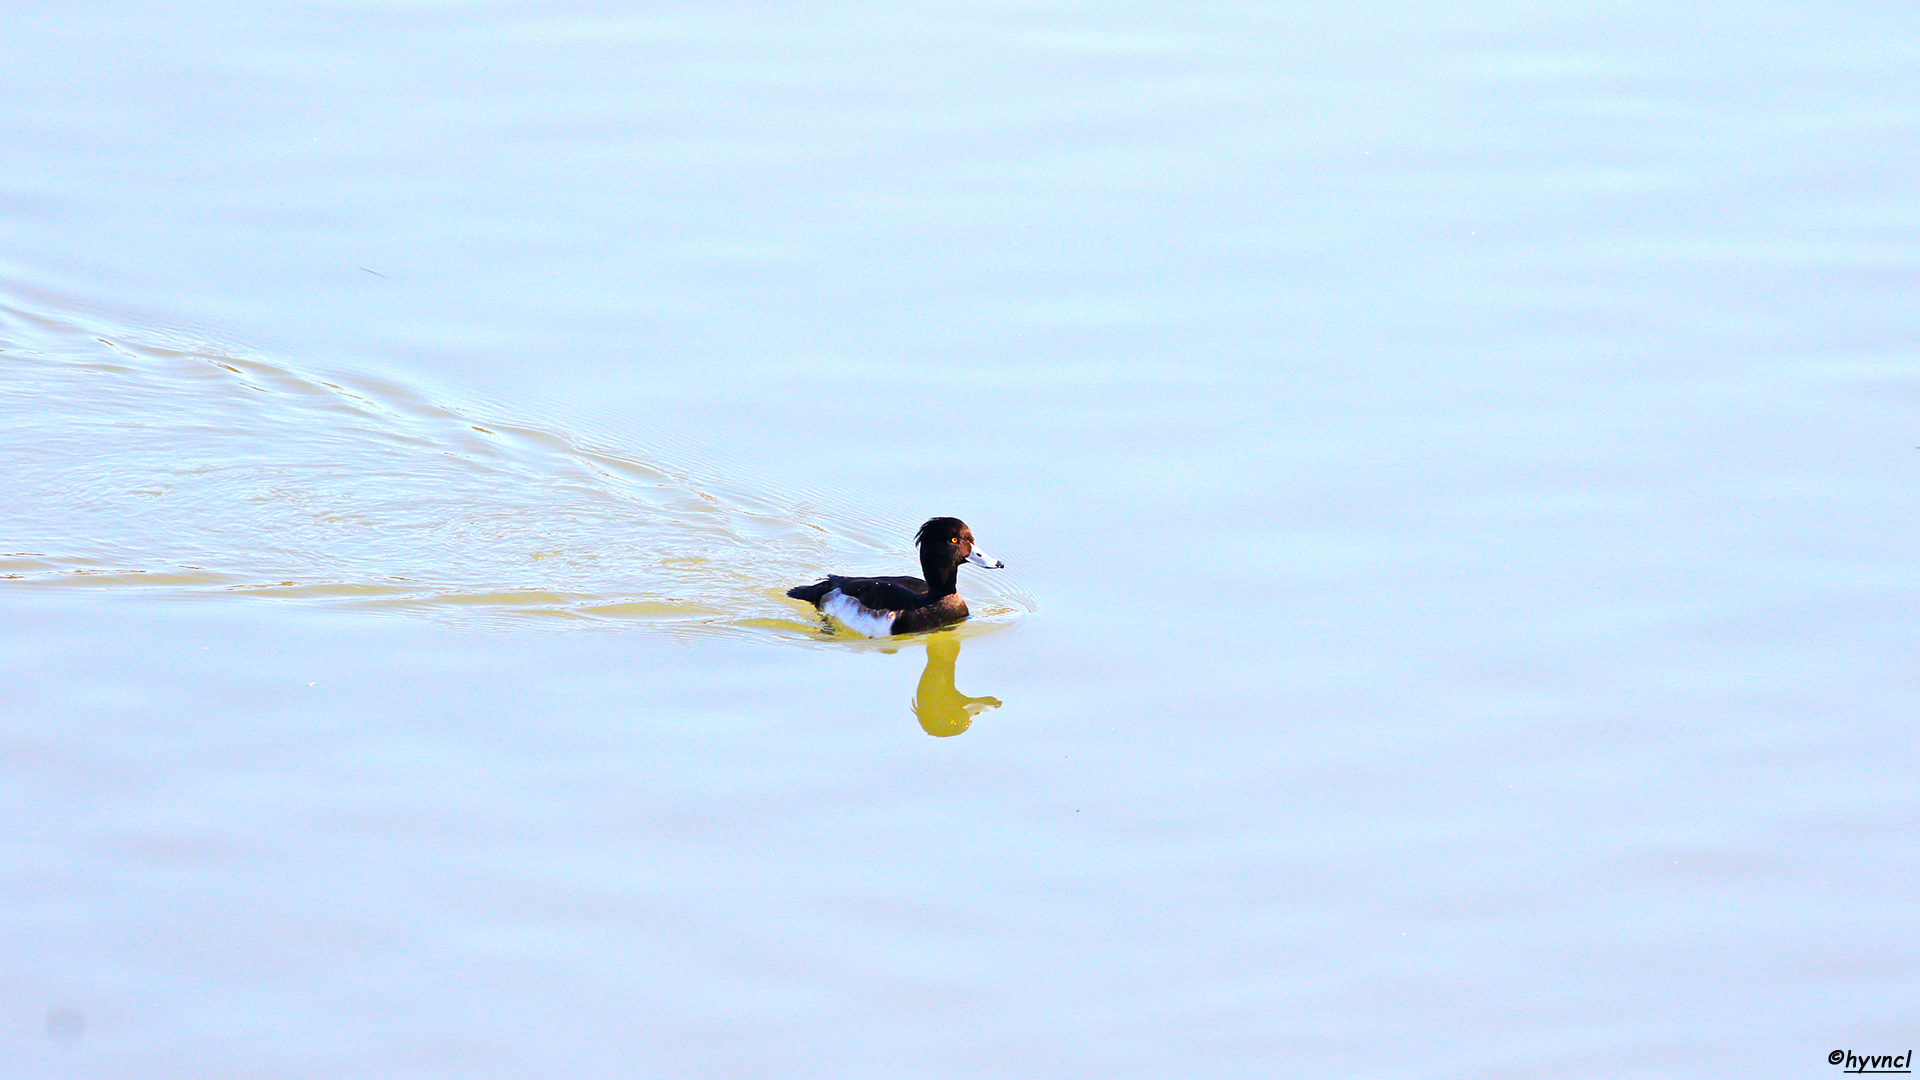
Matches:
[966,549,1004,569]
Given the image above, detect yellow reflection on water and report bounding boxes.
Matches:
[912,632,1001,737]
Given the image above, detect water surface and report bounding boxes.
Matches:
[4,1,1917,1077]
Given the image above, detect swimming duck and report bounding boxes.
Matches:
[788,517,1004,636]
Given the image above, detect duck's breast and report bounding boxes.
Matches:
[888,595,969,635]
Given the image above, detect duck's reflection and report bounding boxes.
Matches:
[913,632,1001,737]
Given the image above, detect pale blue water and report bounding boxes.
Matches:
[4,2,1917,1077]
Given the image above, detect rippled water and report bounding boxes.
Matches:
[5,1,1918,1078]
[0,284,1029,634]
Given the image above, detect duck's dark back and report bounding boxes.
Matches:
[787,574,929,608]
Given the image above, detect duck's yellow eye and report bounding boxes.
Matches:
[950,537,959,543]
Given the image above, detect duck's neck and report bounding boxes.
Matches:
[920,548,960,599]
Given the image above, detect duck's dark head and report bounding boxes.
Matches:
[914,517,1003,591]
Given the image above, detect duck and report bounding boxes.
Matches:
[788,517,1004,636]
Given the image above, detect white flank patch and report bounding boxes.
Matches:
[821,589,897,638]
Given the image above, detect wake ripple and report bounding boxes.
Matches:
[0,284,1031,639]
